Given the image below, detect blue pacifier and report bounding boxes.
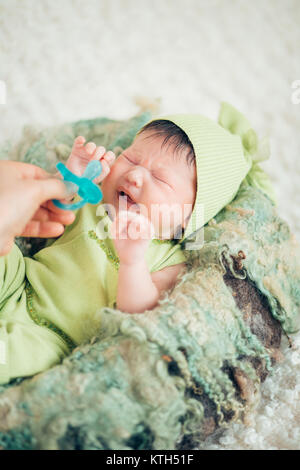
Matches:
[52,160,103,210]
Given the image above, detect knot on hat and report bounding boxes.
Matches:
[218,102,270,167]
[242,128,270,165]
[218,101,276,206]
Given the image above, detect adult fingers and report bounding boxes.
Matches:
[1,160,51,180]
[20,220,65,238]
[41,200,76,221]
[29,177,70,204]
[0,237,14,257]
[32,205,76,226]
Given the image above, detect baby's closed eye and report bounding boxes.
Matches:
[153,174,170,186]
[122,154,135,164]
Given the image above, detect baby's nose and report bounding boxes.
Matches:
[126,167,144,188]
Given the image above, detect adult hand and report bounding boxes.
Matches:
[0,160,76,256]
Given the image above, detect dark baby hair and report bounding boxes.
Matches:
[137,119,196,168]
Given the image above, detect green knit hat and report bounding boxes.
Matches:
[139,102,277,244]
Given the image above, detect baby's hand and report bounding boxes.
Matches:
[110,210,155,266]
[66,136,116,184]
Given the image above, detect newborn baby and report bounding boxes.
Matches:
[64,120,197,315]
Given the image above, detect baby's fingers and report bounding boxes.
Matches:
[110,210,128,239]
[111,211,154,241]
[85,142,97,155]
[73,136,86,148]
[127,213,155,240]
[93,159,111,184]
[90,145,106,161]
[93,160,110,184]
[89,147,115,184]
[102,151,116,166]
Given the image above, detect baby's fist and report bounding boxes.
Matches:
[110,210,155,265]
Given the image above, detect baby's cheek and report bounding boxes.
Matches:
[101,165,115,189]
[107,160,121,181]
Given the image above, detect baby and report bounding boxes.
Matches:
[0,102,275,384]
[63,120,197,315]
[0,116,198,385]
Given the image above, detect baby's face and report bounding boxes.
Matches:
[101,131,197,239]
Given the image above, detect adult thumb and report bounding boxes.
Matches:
[31,177,70,204]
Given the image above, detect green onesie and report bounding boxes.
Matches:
[0,198,187,385]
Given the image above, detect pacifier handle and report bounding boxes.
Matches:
[52,161,103,210]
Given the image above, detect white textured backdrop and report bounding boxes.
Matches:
[0,0,299,450]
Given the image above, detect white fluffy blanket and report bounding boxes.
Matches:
[0,0,299,450]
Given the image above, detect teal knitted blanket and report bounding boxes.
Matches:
[0,112,299,450]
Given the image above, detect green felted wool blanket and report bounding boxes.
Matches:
[0,112,299,450]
